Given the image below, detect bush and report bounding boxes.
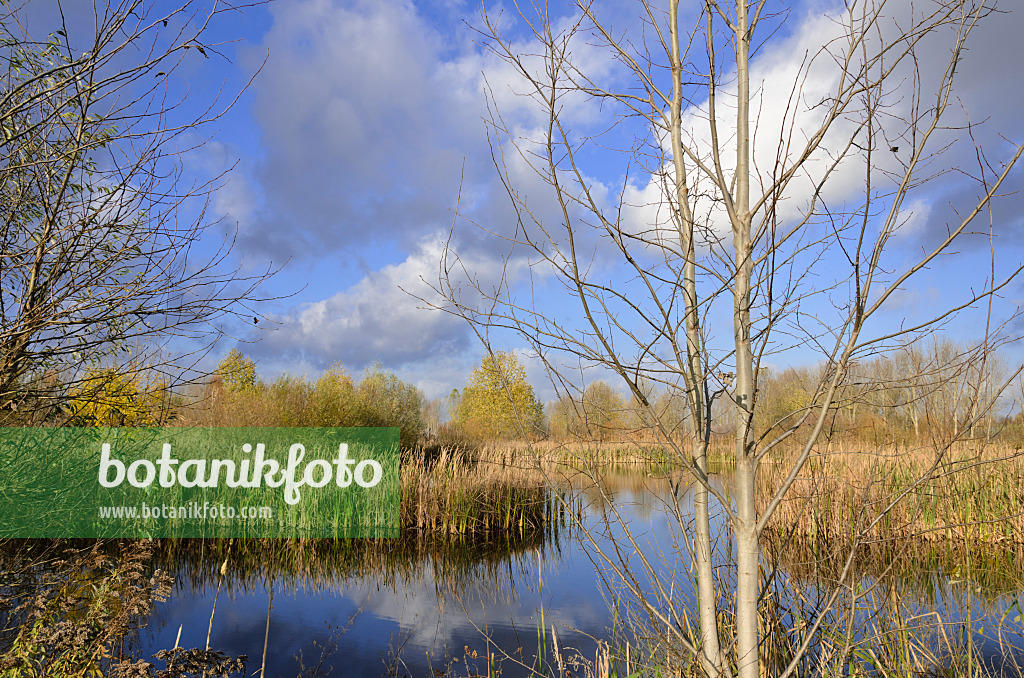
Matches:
[66,368,169,426]
[185,354,424,448]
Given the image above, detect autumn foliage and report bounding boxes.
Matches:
[454,351,544,440]
[187,354,424,449]
[66,368,169,427]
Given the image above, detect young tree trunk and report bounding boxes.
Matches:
[734,456,760,678]
[731,3,759,677]
[671,1,726,673]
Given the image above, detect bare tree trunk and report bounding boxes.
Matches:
[731,0,759,675]
[735,457,760,678]
[671,1,725,673]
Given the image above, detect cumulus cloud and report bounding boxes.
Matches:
[252,238,468,368]
[225,0,627,257]
[230,0,479,258]
[229,0,1023,383]
[619,2,1024,249]
[220,0,617,375]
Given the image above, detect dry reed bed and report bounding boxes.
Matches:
[401,447,559,537]
[468,439,697,469]
[757,442,1024,545]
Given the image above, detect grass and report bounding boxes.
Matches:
[460,438,733,471]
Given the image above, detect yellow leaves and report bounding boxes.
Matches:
[67,368,168,427]
[456,351,543,440]
[190,355,425,447]
[216,348,257,392]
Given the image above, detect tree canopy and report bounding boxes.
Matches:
[216,349,258,393]
[67,368,167,426]
[456,351,544,439]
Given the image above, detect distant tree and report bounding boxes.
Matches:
[420,397,444,438]
[546,395,577,440]
[353,366,423,449]
[581,381,627,441]
[754,367,815,439]
[445,389,461,420]
[549,381,630,441]
[306,362,356,427]
[215,350,258,393]
[456,351,544,440]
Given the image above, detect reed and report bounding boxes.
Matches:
[467,438,733,470]
[757,441,1024,545]
[581,573,1024,678]
[400,446,563,538]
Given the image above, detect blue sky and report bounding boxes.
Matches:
[26,0,1024,402]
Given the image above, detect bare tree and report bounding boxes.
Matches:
[0,0,272,420]
[436,1,1023,676]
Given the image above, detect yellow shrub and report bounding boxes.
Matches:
[67,368,168,426]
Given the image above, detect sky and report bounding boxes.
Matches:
[24,0,1024,402]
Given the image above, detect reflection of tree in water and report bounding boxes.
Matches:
[154,526,572,603]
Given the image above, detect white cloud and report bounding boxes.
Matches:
[234,0,482,257]
[232,0,1024,386]
[616,2,1024,250]
[618,10,871,239]
[231,0,625,262]
[256,238,465,366]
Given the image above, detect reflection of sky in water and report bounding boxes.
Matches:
[142,484,663,678]
[139,473,1024,677]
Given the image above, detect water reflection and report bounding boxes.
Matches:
[134,467,1024,678]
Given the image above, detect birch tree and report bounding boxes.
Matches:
[437,1,1023,676]
[456,350,544,439]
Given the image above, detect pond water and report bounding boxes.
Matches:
[136,469,1024,678]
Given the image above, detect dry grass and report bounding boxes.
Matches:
[401,447,559,536]
[464,438,726,470]
[757,441,1024,545]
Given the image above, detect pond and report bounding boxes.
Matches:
[135,468,1024,677]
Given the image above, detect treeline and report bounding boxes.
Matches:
[544,337,1018,446]
[6,338,1017,449]
[1,350,425,449]
[748,338,1014,445]
[183,350,423,449]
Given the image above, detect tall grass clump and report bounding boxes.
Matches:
[583,542,1024,678]
[401,447,563,538]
